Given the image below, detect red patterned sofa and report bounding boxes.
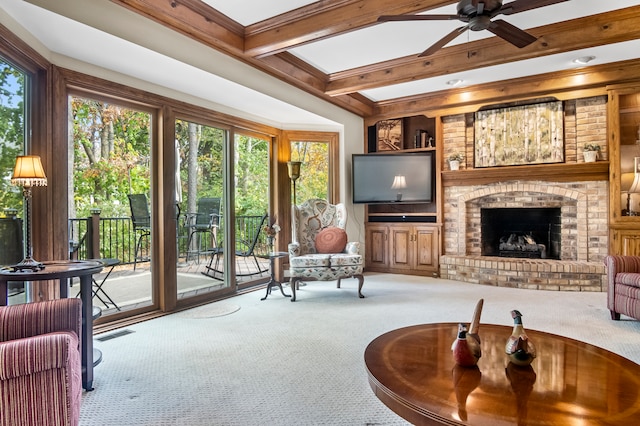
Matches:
[604,255,640,321]
[0,299,82,426]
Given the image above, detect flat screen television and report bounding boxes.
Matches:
[352,152,434,204]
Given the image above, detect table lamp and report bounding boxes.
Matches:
[11,155,47,271]
[628,174,640,216]
[391,175,407,201]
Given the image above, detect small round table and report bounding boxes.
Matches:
[365,322,640,425]
[259,251,291,300]
[0,260,104,391]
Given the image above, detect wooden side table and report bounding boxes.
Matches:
[0,260,103,391]
[365,322,640,425]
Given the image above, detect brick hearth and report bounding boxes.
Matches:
[440,180,607,291]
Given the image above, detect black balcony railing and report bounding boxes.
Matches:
[69,211,270,265]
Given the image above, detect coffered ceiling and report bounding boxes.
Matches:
[4,0,640,126]
[111,0,640,116]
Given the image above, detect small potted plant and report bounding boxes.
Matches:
[583,143,600,163]
[448,153,464,170]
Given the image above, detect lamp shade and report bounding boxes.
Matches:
[11,155,47,187]
[629,174,640,194]
[391,175,407,189]
[287,161,302,181]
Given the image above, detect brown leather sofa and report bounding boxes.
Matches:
[604,255,640,321]
[0,298,82,426]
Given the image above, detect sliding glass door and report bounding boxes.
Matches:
[68,94,154,315]
[175,119,229,297]
[233,132,270,289]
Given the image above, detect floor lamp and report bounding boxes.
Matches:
[11,155,48,271]
[287,161,302,243]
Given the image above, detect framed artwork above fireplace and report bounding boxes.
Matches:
[474,100,564,167]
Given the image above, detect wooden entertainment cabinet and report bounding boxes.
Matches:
[363,114,442,277]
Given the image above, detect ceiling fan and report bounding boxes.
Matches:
[378,0,570,57]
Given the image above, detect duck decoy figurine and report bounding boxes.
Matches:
[451,299,483,367]
[451,323,481,366]
[505,310,537,366]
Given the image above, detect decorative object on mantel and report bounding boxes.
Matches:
[451,298,483,367]
[583,143,600,163]
[10,155,47,272]
[448,153,464,171]
[505,310,537,366]
[474,100,564,168]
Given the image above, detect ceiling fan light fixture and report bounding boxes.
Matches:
[447,79,464,87]
[573,55,596,65]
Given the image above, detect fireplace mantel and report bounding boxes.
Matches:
[442,161,609,186]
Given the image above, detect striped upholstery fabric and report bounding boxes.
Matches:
[0,299,82,426]
[604,255,640,321]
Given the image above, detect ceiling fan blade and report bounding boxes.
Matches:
[500,0,570,16]
[419,26,468,57]
[488,19,537,48]
[377,14,459,22]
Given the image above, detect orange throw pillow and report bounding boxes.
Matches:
[315,227,348,253]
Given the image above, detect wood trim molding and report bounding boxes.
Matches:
[370,59,640,119]
[442,162,609,187]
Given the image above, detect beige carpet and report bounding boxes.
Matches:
[79,273,640,425]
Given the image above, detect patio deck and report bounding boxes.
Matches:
[7,255,272,315]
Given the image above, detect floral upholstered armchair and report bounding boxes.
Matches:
[288,198,364,301]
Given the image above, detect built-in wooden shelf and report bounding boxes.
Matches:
[442,161,609,186]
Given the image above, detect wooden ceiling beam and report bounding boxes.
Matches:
[110,0,244,54]
[373,58,640,119]
[109,0,373,116]
[244,0,455,58]
[326,6,640,96]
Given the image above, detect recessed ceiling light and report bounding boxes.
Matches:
[573,55,596,65]
[446,79,463,87]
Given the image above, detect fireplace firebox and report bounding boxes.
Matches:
[481,208,561,259]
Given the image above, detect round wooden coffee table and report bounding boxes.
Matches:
[365,323,640,425]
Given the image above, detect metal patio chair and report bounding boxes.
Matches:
[185,197,221,263]
[128,194,151,270]
[202,213,269,279]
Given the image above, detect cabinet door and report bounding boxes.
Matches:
[414,226,439,271]
[612,229,640,256]
[365,224,388,268]
[390,225,413,270]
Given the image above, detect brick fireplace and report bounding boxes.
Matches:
[440,181,607,291]
[439,96,608,292]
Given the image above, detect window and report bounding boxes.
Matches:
[286,131,339,203]
[0,58,26,213]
